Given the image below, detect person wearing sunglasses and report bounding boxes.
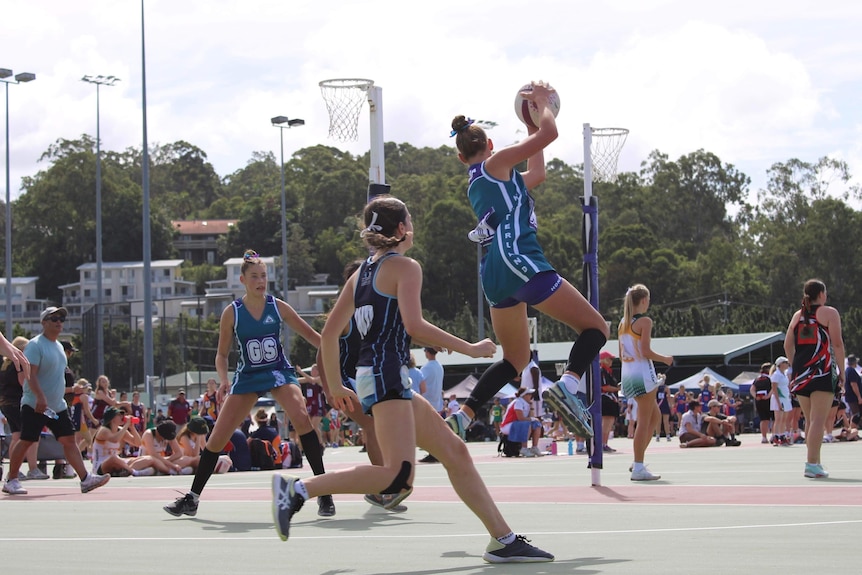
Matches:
[3,306,110,495]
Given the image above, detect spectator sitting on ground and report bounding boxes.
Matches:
[836,415,859,442]
[250,408,278,442]
[703,399,741,446]
[176,417,211,470]
[140,421,189,475]
[500,388,543,457]
[678,400,716,448]
[154,409,168,425]
[91,406,157,477]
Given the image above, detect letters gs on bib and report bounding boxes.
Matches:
[246,336,279,365]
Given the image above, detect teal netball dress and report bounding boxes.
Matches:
[467,161,554,306]
[231,295,298,394]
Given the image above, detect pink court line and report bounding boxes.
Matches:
[2,483,858,507]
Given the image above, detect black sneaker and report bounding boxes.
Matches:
[419,453,439,463]
[317,494,336,517]
[52,464,63,480]
[483,535,555,563]
[164,493,199,517]
[272,475,305,541]
[714,436,725,447]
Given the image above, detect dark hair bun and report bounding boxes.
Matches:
[451,115,469,132]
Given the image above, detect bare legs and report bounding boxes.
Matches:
[299,394,512,539]
[633,392,660,464]
[798,391,833,465]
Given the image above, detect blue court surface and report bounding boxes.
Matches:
[2,434,860,574]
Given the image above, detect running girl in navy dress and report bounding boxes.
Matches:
[784,278,845,479]
[314,260,407,511]
[448,81,609,441]
[165,249,335,518]
[272,196,553,563]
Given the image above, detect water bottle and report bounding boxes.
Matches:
[567,439,574,455]
[43,407,59,420]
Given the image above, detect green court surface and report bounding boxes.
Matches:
[2,433,860,574]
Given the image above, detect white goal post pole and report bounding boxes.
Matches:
[582,122,602,487]
[368,85,385,186]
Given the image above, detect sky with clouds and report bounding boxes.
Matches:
[3,0,862,206]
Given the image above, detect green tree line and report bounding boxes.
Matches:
[3,135,862,384]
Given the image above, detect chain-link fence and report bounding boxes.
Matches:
[79,297,221,395]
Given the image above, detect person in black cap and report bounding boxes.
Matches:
[140,420,187,475]
[91,406,156,477]
[175,417,211,471]
[3,306,110,495]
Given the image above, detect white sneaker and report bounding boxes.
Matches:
[3,478,28,495]
[132,467,156,477]
[26,468,50,480]
[631,467,661,481]
[520,447,537,458]
[80,472,110,493]
[530,446,543,457]
[180,467,194,475]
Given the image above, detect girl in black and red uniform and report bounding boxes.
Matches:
[783,279,845,479]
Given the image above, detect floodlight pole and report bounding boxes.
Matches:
[141,0,155,405]
[271,116,305,353]
[82,74,119,377]
[1,68,36,331]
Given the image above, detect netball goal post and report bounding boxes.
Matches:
[319,78,389,199]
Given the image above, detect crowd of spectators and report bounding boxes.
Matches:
[5,347,861,480]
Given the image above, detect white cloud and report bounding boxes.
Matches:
[2,0,861,203]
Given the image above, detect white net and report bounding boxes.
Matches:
[319,78,373,142]
[590,127,629,183]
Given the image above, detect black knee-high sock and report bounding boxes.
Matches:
[190,448,220,496]
[566,328,607,377]
[299,431,326,476]
[464,359,518,415]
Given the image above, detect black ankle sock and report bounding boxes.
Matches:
[566,328,607,376]
[464,359,518,414]
[190,448,220,496]
[299,431,326,476]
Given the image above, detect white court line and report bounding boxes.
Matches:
[1,518,860,542]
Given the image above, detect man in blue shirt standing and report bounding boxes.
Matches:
[844,355,861,425]
[421,347,444,415]
[419,347,445,463]
[2,307,110,495]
